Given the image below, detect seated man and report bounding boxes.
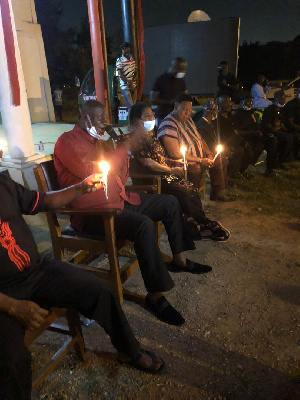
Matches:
[217,95,253,179]
[261,90,294,175]
[283,87,300,159]
[54,100,212,328]
[251,74,272,109]
[157,94,232,201]
[232,95,265,166]
[0,171,165,400]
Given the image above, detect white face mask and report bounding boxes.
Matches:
[242,105,252,111]
[176,72,185,79]
[143,120,156,132]
[86,114,102,140]
[275,102,284,108]
[297,93,300,100]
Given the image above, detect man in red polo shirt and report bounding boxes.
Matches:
[54,100,212,327]
[0,171,166,400]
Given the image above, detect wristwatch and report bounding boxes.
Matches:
[199,158,202,164]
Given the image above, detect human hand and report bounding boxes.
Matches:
[126,120,149,152]
[171,167,184,177]
[253,130,263,137]
[81,173,104,193]
[9,299,49,331]
[201,158,214,168]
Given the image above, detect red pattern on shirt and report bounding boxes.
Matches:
[0,217,31,271]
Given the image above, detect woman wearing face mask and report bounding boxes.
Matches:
[129,102,230,241]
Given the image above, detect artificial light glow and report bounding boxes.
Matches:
[213,144,223,162]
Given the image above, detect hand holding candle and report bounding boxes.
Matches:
[98,161,110,199]
[212,144,223,162]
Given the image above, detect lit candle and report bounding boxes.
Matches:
[0,140,5,159]
[180,145,187,171]
[213,144,223,162]
[98,161,110,199]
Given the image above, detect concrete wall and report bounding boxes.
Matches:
[143,18,240,96]
[11,0,55,123]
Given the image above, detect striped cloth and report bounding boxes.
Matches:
[116,55,136,90]
[157,113,204,158]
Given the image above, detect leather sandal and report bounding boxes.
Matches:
[118,349,166,375]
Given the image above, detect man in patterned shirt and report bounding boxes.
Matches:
[116,42,137,110]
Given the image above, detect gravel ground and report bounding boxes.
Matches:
[26,198,300,400]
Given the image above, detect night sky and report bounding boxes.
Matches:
[56,0,300,44]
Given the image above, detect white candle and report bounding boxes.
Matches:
[180,145,187,171]
[98,161,110,199]
[213,144,223,162]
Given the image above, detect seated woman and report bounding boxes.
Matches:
[129,102,230,241]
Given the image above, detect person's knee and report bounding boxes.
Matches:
[0,339,31,373]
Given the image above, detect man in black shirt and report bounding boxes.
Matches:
[283,88,300,159]
[150,57,187,127]
[261,90,293,174]
[0,172,165,399]
[217,61,242,104]
[217,95,252,179]
[232,95,264,166]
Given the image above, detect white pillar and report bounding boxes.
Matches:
[0,0,46,188]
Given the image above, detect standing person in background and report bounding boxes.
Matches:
[217,61,242,104]
[53,86,63,121]
[150,57,188,127]
[251,75,272,109]
[116,42,137,111]
[261,90,294,175]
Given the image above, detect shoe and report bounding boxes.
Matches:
[210,190,235,202]
[167,258,212,274]
[118,349,166,375]
[145,295,185,326]
[265,170,278,177]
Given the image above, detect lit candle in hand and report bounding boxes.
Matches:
[98,161,110,199]
[213,144,223,162]
[0,140,5,158]
[180,145,187,171]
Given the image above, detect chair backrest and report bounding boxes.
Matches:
[38,159,61,191]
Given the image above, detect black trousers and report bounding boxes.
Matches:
[82,193,195,293]
[0,258,140,400]
[227,142,253,178]
[243,134,265,165]
[263,132,294,171]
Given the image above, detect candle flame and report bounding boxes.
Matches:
[98,161,110,199]
[0,140,6,150]
[180,145,187,155]
[216,144,223,154]
[98,161,110,173]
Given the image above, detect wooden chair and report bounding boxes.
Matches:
[33,160,162,304]
[25,308,86,391]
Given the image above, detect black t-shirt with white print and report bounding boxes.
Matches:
[0,172,45,289]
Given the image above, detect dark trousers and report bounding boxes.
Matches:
[0,258,140,400]
[243,135,265,165]
[226,141,253,178]
[82,193,195,293]
[263,132,294,171]
[54,104,62,121]
[209,153,228,195]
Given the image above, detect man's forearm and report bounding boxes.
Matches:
[43,183,84,210]
[0,292,17,315]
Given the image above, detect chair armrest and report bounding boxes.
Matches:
[56,207,123,216]
[128,173,161,194]
[125,184,158,193]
